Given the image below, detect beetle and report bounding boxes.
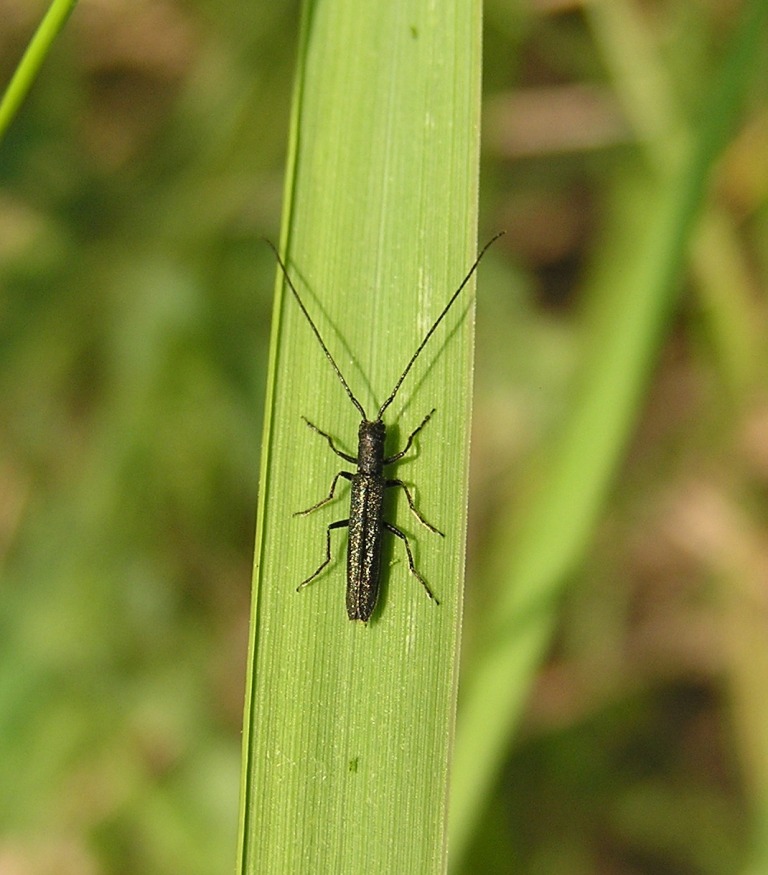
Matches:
[269,232,503,622]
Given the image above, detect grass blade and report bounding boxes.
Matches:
[449,0,768,865]
[0,0,78,142]
[238,0,484,871]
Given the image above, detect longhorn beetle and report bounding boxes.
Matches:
[269,232,504,623]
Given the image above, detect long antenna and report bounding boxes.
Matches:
[376,231,505,420]
[267,240,368,420]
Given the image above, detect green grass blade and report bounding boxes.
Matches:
[0,0,78,142]
[238,1,484,872]
[449,0,768,865]
[588,0,762,403]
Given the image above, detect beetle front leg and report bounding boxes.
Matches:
[383,408,436,464]
[302,417,357,464]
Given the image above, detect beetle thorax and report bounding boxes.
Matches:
[357,420,386,475]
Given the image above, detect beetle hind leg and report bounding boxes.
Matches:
[297,519,349,591]
[384,521,439,604]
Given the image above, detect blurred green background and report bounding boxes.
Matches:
[2,1,767,873]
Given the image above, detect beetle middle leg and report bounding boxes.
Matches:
[384,522,439,603]
[297,518,349,591]
[295,470,353,516]
[386,479,444,536]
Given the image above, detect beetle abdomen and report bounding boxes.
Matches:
[346,474,385,622]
